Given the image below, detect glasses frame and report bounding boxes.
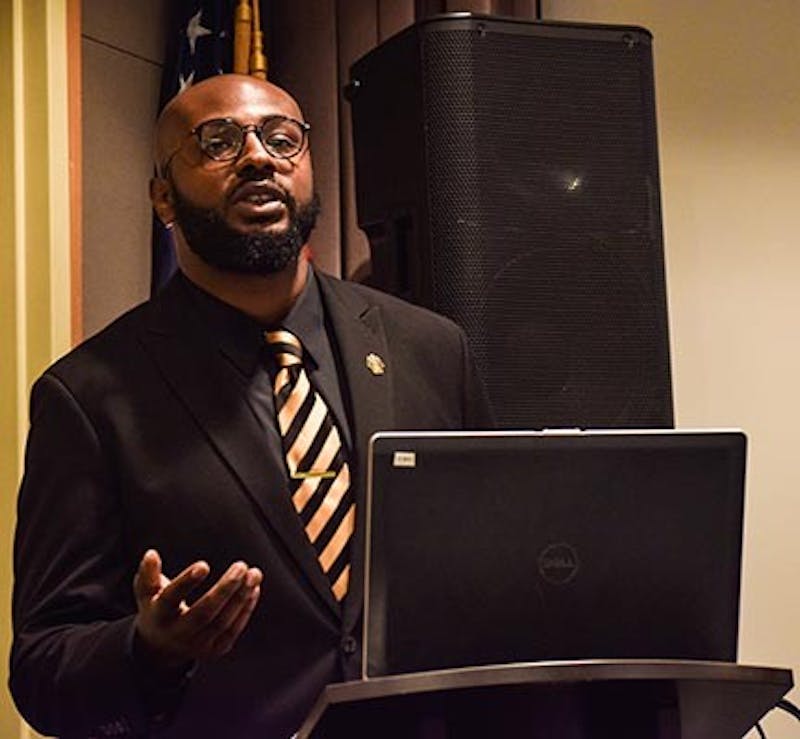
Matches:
[159,115,311,177]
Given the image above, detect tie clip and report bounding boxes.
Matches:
[291,470,337,480]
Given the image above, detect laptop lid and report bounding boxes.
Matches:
[363,429,746,678]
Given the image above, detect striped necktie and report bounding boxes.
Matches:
[265,329,354,601]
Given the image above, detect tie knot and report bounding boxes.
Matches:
[265,329,303,368]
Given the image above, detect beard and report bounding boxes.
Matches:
[171,183,321,276]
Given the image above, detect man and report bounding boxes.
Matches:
[11,74,492,737]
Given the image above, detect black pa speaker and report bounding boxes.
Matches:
[347,14,673,429]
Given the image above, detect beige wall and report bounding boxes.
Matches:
[81,0,166,337]
[544,0,800,735]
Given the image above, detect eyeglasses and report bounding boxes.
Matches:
[160,115,311,175]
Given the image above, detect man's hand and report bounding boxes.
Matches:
[133,549,262,670]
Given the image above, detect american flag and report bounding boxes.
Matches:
[151,0,235,293]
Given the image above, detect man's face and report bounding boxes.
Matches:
[157,77,318,275]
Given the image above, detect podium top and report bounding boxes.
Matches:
[298,660,793,739]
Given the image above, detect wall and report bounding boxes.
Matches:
[81,0,166,337]
[0,1,19,735]
[543,1,800,735]
[4,1,74,736]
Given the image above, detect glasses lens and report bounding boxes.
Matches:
[197,119,243,161]
[260,118,306,159]
[194,117,308,161]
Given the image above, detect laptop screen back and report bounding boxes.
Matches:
[364,430,746,678]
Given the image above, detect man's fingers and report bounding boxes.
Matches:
[201,567,262,635]
[195,571,262,657]
[209,584,261,656]
[134,557,263,664]
[179,561,249,628]
[133,549,163,602]
[155,560,211,613]
[242,567,263,591]
[183,566,262,651]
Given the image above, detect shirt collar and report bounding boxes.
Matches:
[279,264,326,370]
[176,265,324,377]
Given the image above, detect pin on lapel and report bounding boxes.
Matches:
[365,352,386,376]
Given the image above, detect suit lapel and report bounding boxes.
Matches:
[139,279,340,618]
[317,274,395,632]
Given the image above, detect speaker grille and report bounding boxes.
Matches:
[350,18,673,429]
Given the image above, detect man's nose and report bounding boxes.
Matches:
[235,129,290,174]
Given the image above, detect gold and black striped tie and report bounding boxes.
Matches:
[266,329,354,601]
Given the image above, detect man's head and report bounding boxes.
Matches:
[150,74,319,276]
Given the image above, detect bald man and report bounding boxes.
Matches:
[11,75,492,737]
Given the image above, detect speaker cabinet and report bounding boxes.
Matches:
[347,14,673,429]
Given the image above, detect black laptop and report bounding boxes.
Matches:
[363,430,746,678]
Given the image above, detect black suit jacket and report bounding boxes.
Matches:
[11,271,492,738]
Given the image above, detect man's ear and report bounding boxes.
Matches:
[150,176,176,226]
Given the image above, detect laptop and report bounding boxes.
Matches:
[363,429,746,678]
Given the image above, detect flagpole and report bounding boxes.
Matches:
[233,0,251,74]
[250,0,267,79]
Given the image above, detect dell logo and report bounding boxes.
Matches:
[538,543,580,585]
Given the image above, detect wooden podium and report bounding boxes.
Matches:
[297,660,793,738]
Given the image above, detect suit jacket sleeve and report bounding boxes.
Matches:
[11,372,153,738]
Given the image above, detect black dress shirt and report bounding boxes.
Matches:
[177,265,353,459]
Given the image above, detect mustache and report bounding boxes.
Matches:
[230,178,292,207]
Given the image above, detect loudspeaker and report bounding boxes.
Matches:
[347,14,673,429]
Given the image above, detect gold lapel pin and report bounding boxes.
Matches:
[365,352,386,376]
